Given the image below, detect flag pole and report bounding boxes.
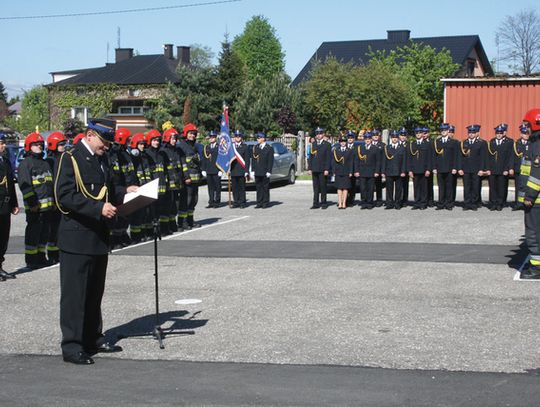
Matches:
[228,172,232,208]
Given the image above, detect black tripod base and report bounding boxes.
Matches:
[118,326,195,349]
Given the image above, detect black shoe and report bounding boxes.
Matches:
[261,204,268,209]
[0,269,16,279]
[435,205,445,210]
[321,205,328,210]
[310,205,320,209]
[0,275,5,282]
[205,204,213,209]
[240,204,246,209]
[88,343,123,354]
[411,206,419,210]
[63,351,94,365]
[520,270,540,279]
[255,205,262,209]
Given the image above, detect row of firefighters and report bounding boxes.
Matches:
[308,123,531,210]
[15,123,274,269]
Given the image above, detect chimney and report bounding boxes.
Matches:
[177,46,191,65]
[387,30,411,43]
[164,44,174,59]
[115,48,134,63]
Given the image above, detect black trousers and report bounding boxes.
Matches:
[488,174,508,207]
[255,176,270,205]
[401,175,410,205]
[60,251,108,357]
[206,174,221,205]
[525,206,540,272]
[179,185,199,219]
[437,172,455,207]
[231,176,247,204]
[311,172,327,205]
[359,177,375,207]
[347,176,356,205]
[427,174,434,204]
[25,211,52,265]
[385,176,403,207]
[463,173,481,207]
[0,212,10,266]
[412,174,428,208]
[374,177,383,202]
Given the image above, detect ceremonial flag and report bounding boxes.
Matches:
[216,105,240,174]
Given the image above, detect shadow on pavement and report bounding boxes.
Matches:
[507,236,528,270]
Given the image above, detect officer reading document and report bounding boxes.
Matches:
[54,118,138,365]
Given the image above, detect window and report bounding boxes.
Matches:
[128,88,141,97]
[71,107,88,125]
[272,142,287,155]
[117,106,146,115]
[466,59,476,77]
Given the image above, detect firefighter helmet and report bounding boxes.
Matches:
[47,131,67,151]
[115,128,132,145]
[523,108,540,132]
[145,129,161,144]
[73,133,85,145]
[183,123,198,137]
[24,132,44,152]
[163,128,179,143]
[130,133,146,149]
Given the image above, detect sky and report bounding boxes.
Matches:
[1,0,538,99]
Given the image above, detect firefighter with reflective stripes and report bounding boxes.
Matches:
[45,131,67,264]
[521,108,540,279]
[18,132,55,268]
[144,129,169,235]
[177,123,202,229]
[161,128,184,232]
[513,124,530,210]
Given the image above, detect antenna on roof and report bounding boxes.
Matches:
[106,42,110,63]
[117,26,121,48]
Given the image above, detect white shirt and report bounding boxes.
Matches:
[81,137,94,156]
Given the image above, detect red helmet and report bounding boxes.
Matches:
[130,133,146,149]
[73,133,85,145]
[47,131,67,151]
[24,132,45,152]
[145,129,161,144]
[163,128,179,143]
[115,127,132,145]
[183,123,198,137]
[524,108,540,132]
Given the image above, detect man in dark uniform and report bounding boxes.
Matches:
[382,130,406,209]
[398,128,410,207]
[0,132,19,280]
[354,132,381,209]
[202,131,221,208]
[55,118,138,365]
[408,127,432,210]
[251,133,273,208]
[432,123,459,210]
[458,125,487,211]
[486,124,513,211]
[371,130,385,206]
[513,124,530,210]
[345,130,358,206]
[307,127,331,209]
[448,125,459,203]
[520,108,540,279]
[230,130,250,208]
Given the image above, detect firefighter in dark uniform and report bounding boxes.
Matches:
[458,125,487,211]
[432,123,459,210]
[177,123,202,229]
[345,131,358,206]
[371,130,385,206]
[308,127,331,209]
[420,127,436,207]
[486,124,513,211]
[145,129,169,235]
[513,124,530,210]
[55,118,138,364]
[252,132,273,208]
[520,108,540,279]
[18,132,55,268]
[448,125,459,203]
[202,131,221,208]
[398,128,410,207]
[331,135,354,209]
[407,127,432,210]
[45,131,68,264]
[161,128,183,232]
[0,132,19,280]
[382,130,407,209]
[354,132,381,209]
[230,130,250,208]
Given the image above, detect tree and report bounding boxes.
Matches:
[216,34,246,114]
[232,15,285,80]
[496,8,540,74]
[190,44,215,69]
[4,85,49,134]
[63,117,84,139]
[0,82,7,102]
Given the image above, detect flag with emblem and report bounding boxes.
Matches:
[216,105,237,174]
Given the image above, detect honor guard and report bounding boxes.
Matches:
[398,127,410,207]
[513,124,531,210]
[252,133,273,208]
[371,130,385,206]
[0,132,19,280]
[308,127,331,209]
[129,133,153,242]
[354,132,381,209]
[382,130,407,209]
[177,124,202,229]
[458,125,487,210]
[55,118,135,364]
[144,129,169,235]
[345,130,358,206]
[486,124,513,211]
[407,127,432,210]
[45,131,67,264]
[202,131,222,208]
[520,108,540,279]
[18,132,55,269]
[331,135,354,209]
[230,130,250,208]
[432,123,459,210]
[161,128,183,232]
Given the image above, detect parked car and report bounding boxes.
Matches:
[221,141,296,186]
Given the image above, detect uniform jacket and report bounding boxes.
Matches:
[382,143,407,176]
[145,147,167,195]
[251,143,274,176]
[486,137,513,175]
[524,137,540,203]
[177,140,202,185]
[513,139,530,174]
[407,139,432,174]
[0,152,18,215]
[201,143,219,175]
[308,140,331,172]
[18,153,54,212]
[331,146,354,176]
[131,151,153,186]
[354,143,381,177]
[108,145,138,187]
[459,137,487,174]
[161,144,183,191]
[432,137,459,173]
[55,142,125,255]
[230,142,250,177]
